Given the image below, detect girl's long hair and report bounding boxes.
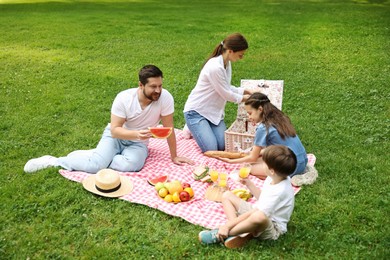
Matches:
[245,93,296,139]
[205,33,248,64]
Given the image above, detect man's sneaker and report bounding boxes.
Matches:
[24,155,58,173]
[182,124,192,139]
[198,229,220,245]
[224,233,253,249]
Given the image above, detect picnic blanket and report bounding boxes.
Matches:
[59,129,316,229]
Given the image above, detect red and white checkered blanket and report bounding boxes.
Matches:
[59,129,316,229]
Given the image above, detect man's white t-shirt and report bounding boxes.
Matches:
[254,176,295,233]
[110,88,174,144]
[183,55,244,125]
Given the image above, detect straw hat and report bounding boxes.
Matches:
[82,169,133,198]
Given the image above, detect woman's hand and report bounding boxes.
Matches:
[242,94,251,102]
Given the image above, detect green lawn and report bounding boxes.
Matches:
[1,0,389,258]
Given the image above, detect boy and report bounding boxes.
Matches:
[199,145,296,248]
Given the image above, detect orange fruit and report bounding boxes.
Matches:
[158,187,168,198]
[184,187,194,198]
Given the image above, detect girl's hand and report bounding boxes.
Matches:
[218,157,232,163]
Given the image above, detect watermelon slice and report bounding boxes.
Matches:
[149,127,173,139]
[147,175,168,186]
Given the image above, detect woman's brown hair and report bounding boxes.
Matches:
[206,33,248,63]
[245,92,297,139]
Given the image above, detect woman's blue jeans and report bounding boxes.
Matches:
[57,125,148,173]
[184,110,226,152]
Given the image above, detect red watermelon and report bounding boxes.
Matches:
[147,175,168,186]
[149,127,172,139]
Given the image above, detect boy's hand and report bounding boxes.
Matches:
[240,178,253,186]
[217,225,229,241]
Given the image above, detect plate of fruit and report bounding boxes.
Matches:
[149,177,194,203]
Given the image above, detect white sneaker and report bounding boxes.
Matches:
[24,155,59,173]
[183,124,192,139]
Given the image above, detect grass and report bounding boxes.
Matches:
[1,0,389,258]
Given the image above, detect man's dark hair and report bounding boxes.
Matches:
[139,65,163,85]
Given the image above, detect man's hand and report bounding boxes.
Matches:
[137,129,152,140]
[172,156,195,165]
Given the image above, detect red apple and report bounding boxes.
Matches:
[182,183,191,189]
[179,191,190,202]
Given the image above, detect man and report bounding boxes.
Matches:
[24,65,194,173]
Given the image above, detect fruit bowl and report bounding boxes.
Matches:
[154,180,194,203]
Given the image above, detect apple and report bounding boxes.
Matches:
[179,191,190,202]
[182,182,191,189]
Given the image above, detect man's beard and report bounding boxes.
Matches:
[143,89,161,101]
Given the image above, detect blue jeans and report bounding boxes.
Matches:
[58,125,148,173]
[184,110,226,152]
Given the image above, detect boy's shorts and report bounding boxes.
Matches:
[238,200,283,240]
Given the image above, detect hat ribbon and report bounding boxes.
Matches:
[95,183,121,193]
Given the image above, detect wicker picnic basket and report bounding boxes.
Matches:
[224,79,284,153]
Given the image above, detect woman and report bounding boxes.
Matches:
[184,33,254,152]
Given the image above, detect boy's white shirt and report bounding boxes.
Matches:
[254,176,295,233]
[183,55,244,125]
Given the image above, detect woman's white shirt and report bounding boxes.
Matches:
[183,55,244,125]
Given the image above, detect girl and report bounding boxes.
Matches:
[220,92,308,179]
[183,33,255,152]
